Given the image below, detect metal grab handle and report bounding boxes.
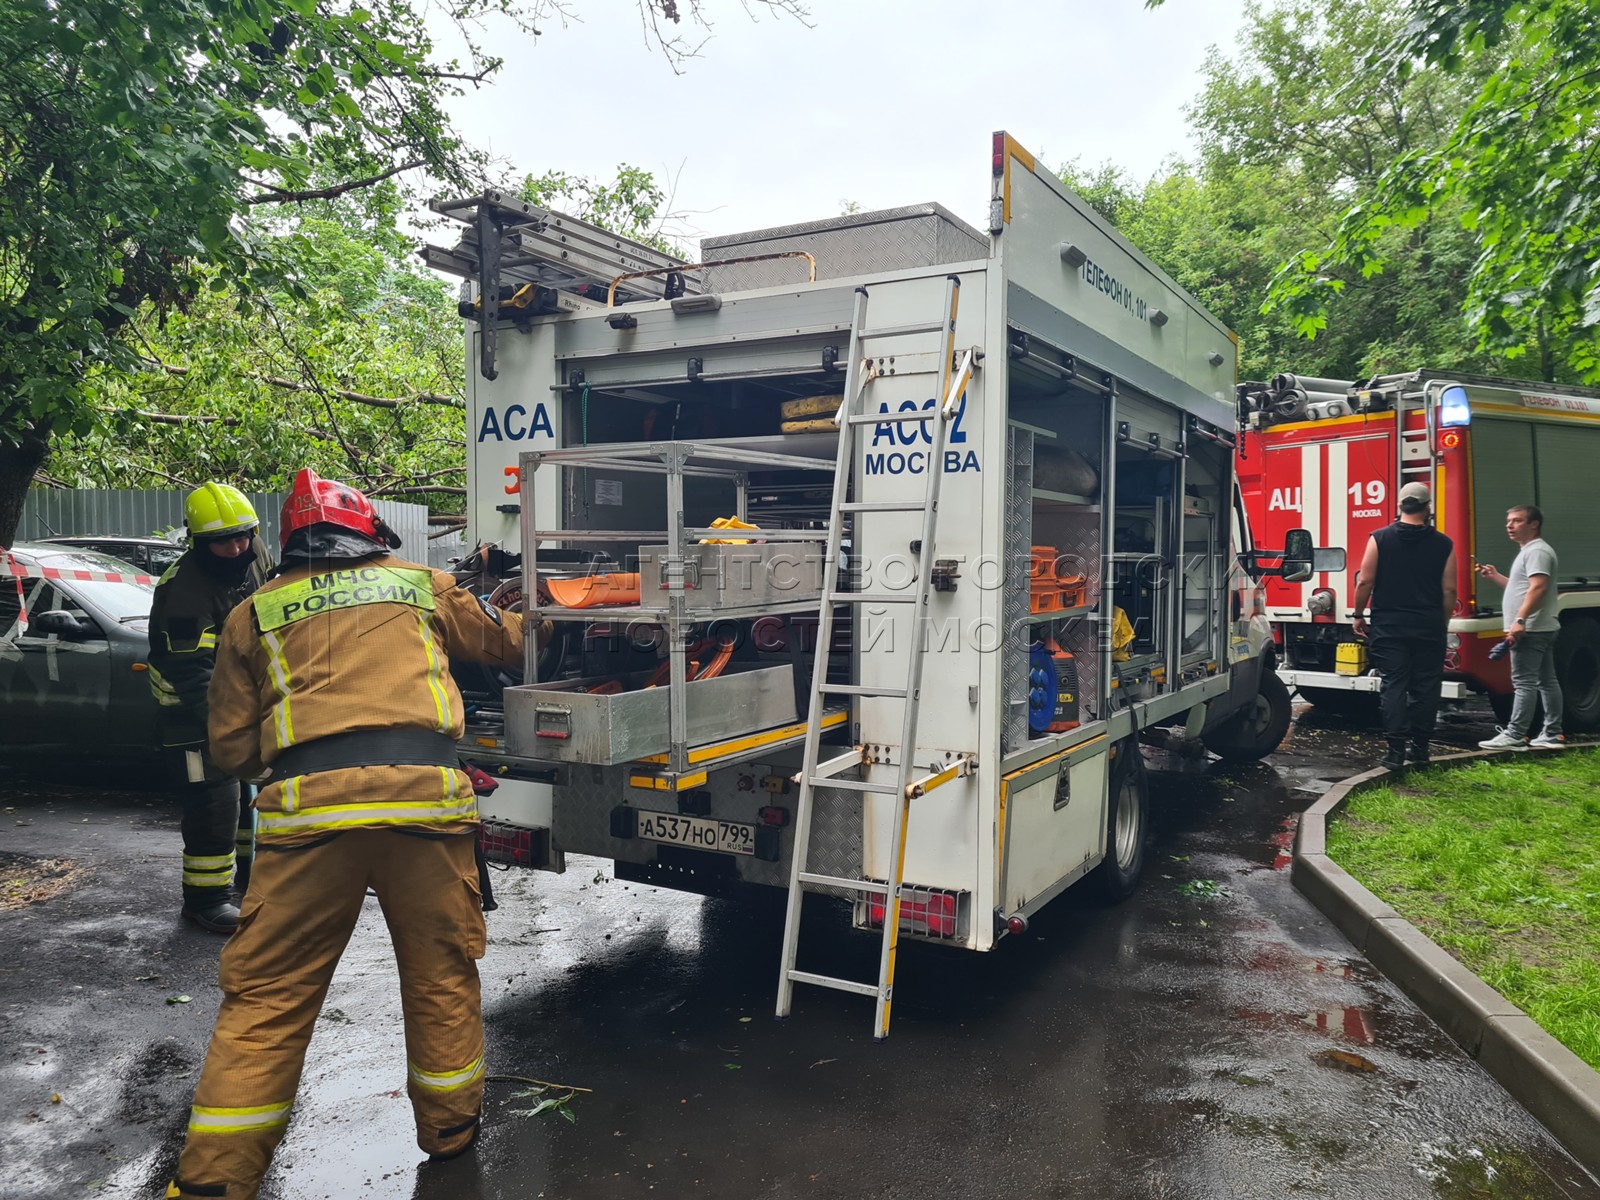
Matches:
[607,251,817,307]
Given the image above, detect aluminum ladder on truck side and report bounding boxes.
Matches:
[1396,389,1438,504]
[775,275,978,1042]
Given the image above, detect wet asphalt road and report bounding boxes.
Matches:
[3,701,1598,1200]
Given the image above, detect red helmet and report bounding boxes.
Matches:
[280,469,393,550]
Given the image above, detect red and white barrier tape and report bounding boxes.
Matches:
[0,554,155,586]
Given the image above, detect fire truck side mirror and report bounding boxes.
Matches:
[1278,528,1316,583]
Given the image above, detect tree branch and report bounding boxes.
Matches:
[138,463,200,490]
[244,159,425,205]
[142,360,463,409]
[417,68,496,84]
[131,409,243,427]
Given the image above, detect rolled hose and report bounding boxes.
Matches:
[644,633,736,688]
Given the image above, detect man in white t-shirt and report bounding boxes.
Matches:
[1476,504,1564,749]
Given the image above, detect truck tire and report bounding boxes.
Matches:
[1484,618,1600,732]
[1488,691,1515,726]
[1092,739,1148,903]
[1556,615,1600,731]
[1296,685,1380,721]
[1203,669,1293,762]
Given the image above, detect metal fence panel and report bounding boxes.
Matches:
[19,489,431,561]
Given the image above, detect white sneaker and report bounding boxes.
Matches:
[1529,732,1567,749]
[1478,729,1528,750]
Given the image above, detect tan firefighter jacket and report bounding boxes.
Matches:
[207,554,523,845]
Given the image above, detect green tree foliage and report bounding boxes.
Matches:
[49,184,469,513]
[0,0,806,544]
[1266,0,1600,381]
[45,162,684,520]
[1079,0,1519,383]
[520,166,686,257]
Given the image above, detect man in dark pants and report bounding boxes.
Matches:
[1351,481,1458,769]
[148,482,272,933]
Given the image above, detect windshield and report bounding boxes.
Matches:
[72,578,156,622]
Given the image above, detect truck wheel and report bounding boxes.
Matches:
[1203,669,1294,762]
[1296,685,1380,721]
[1488,692,1515,726]
[1556,616,1600,731]
[1092,739,1148,903]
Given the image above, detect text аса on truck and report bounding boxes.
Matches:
[424,133,1341,1038]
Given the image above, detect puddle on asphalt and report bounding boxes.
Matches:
[1300,1006,1375,1043]
[1235,943,1380,1047]
[1268,814,1298,871]
[1313,1047,1379,1073]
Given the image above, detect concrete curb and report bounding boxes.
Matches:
[1293,746,1600,1180]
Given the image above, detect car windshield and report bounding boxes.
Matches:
[74,578,157,622]
[26,549,155,622]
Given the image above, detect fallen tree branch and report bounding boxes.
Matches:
[485,1073,593,1095]
[143,361,463,409]
[133,409,242,427]
[138,463,199,490]
[372,484,468,496]
[243,159,425,205]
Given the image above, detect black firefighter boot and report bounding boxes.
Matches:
[1380,739,1408,771]
[182,886,240,935]
[1406,736,1431,767]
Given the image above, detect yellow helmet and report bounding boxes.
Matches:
[185,481,259,539]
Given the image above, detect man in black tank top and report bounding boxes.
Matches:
[1350,482,1458,769]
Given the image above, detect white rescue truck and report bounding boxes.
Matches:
[426,133,1340,1037]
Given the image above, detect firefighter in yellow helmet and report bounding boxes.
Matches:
[147,482,271,933]
[168,470,523,1199]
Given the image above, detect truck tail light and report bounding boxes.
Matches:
[866,886,960,939]
[479,820,534,866]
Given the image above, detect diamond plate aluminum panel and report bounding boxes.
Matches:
[702,204,989,292]
[552,766,642,860]
[804,785,865,897]
[1002,426,1034,754]
[1056,510,1103,721]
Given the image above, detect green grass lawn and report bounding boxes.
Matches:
[1326,751,1600,1071]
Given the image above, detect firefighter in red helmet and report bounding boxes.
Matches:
[168,469,523,1198]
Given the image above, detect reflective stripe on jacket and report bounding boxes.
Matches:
[206,554,522,845]
[146,544,268,747]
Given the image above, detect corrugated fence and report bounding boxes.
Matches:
[17,489,432,561]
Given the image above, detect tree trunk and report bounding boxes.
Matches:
[0,423,51,548]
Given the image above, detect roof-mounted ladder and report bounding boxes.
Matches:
[421,189,700,380]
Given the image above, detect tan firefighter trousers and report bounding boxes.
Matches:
[173,829,487,1200]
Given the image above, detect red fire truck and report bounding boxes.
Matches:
[1236,370,1600,729]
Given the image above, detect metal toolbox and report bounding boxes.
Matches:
[637,542,824,610]
[504,663,797,764]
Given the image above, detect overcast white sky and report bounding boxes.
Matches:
[442,0,1248,251]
